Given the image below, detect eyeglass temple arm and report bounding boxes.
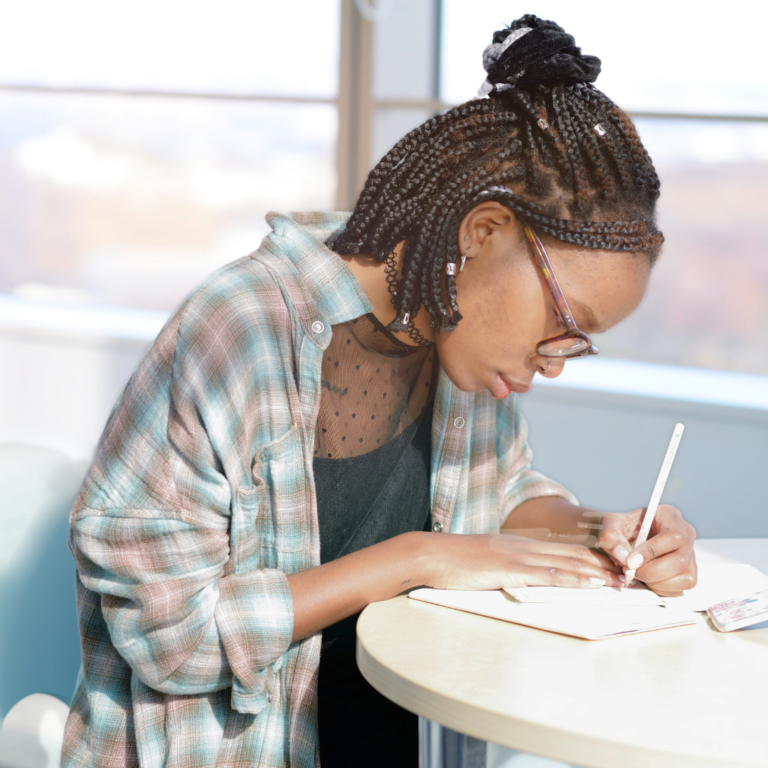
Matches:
[522,224,579,332]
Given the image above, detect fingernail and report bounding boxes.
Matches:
[618,574,626,583]
[589,577,606,586]
[614,546,629,564]
[627,553,644,569]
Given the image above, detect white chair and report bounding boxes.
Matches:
[0,694,69,768]
[0,444,88,766]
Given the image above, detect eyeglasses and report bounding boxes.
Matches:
[522,222,599,359]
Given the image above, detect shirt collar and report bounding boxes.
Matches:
[264,211,373,326]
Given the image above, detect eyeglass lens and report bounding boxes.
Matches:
[537,335,591,357]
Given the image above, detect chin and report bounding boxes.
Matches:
[436,362,478,393]
[447,376,477,393]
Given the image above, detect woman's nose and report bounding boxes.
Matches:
[532,354,566,378]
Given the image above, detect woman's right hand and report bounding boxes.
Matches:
[423,532,624,591]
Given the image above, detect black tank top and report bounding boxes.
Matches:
[313,396,433,768]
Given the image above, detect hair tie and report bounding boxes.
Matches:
[477,15,601,98]
[476,27,532,98]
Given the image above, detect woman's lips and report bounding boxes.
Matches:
[491,373,530,399]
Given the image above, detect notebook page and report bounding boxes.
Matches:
[408,588,699,640]
[661,563,768,612]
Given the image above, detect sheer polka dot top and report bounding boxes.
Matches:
[314,313,435,460]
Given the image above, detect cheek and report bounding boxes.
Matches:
[462,263,533,331]
[437,266,545,375]
[468,267,548,348]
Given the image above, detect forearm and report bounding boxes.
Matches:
[287,531,433,643]
[501,496,602,546]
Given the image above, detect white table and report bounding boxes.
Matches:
[356,539,768,768]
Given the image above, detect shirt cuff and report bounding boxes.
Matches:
[216,568,294,713]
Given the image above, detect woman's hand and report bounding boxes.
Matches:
[597,505,697,596]
[425,533,623,592]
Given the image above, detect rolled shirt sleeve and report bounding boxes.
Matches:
[70,516,293,701]
[69,267,299,711]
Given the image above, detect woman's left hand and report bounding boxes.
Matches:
[597,505,697,596]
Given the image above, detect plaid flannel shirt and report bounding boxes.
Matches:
[62,211,576,768]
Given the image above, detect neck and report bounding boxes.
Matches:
[339,242,436,346]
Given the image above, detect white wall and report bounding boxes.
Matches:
[0,299,157,461]
[523,391,767,539]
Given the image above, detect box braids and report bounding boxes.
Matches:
[329,14,663,337]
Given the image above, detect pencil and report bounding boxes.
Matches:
[623,423,685,587]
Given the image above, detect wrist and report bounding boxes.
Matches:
[578,506,604,548]
[398,530,439,589]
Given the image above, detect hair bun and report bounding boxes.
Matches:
[482,14,601,91]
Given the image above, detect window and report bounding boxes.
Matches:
[3,1,767,374]
[0,0,340,311]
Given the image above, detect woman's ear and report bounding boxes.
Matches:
[457,202,516,258]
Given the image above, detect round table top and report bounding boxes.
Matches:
[356,539,768,768]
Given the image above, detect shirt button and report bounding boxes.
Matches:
[453,417,465,429]
[311,321,325,334]
[432,521,443,533]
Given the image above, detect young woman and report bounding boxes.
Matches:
[62,14,697,768]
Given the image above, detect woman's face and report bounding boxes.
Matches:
[433,204,651,399]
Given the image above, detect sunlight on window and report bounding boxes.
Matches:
[1,93,336,311]
[441,0,768,115]
[0,0,340,312]
[0,0,340,97]
[597,120,768,376]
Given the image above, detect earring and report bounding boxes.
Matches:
[448,245,470,275]
[460,237,470,272]
[460,246,469,273]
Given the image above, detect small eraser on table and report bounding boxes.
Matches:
[707,588,768,632]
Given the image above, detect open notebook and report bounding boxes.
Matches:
[408,562,768,640]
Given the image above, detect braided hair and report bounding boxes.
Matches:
[329,14,663,336]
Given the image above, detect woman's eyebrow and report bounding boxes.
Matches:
[570,299,600,332]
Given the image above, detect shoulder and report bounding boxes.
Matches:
[179,254,290,334]
[175,213,349,352]
[166,254,304,402]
